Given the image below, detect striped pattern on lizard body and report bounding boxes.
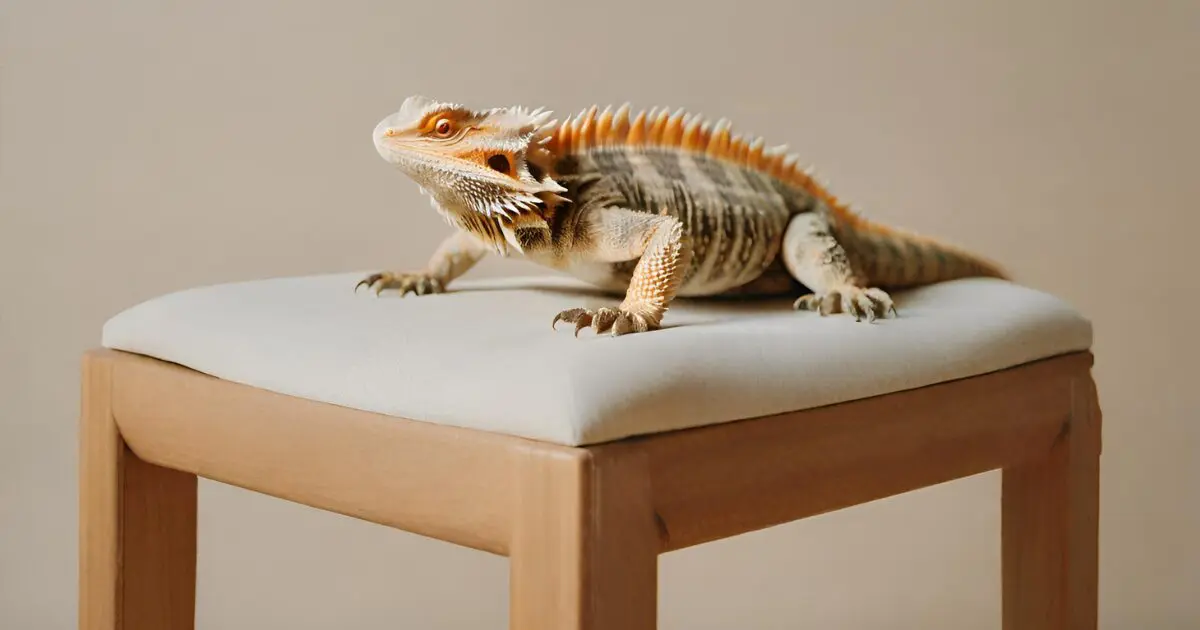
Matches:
[539,104,1004,298]
[553,146,803,297]
[362,95,1010,336]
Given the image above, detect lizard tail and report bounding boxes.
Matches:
[845,220,1010,288]
[810,189,1009,288]
[784,165,1010,289]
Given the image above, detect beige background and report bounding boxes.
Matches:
[2,1,1197,628]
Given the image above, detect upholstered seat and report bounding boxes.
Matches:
[100,273,1092,446]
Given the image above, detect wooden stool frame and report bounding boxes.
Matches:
[79,348,1100,629]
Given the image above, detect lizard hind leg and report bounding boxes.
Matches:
[552,206,693,336]
[781,212,897,322]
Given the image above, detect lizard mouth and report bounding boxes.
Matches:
[407,147,520,184]
[378,138,546,196]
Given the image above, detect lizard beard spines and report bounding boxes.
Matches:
[437,197,559,258]
[450,211,509,255]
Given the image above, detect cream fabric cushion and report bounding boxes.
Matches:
[101,273,1092,446]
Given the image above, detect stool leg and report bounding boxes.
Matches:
[509,446,659,630]
[1002,377,1101,630]
[80,354,198,630]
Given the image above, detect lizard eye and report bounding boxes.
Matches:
[433,118,453,137]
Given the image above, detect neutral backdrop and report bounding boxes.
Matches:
[2,1,1197,628]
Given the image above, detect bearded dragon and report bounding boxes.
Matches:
[358,95,1008,336]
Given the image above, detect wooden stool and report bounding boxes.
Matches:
[79,273,1099,629]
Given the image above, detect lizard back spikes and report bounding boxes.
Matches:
[365,95,1010,336]
[546,102,1009,287]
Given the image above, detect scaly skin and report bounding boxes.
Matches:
[362,96,1008,335]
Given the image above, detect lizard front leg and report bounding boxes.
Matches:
[356,230,488,296]
[781,212,896,321]
[553,206,693,336]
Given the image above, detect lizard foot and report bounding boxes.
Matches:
[551,306,657,337]
[355,272,444,297]
[794,286,897,322]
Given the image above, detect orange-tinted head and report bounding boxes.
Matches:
[373,95,564,220]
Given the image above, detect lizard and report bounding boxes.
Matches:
[357,95,1008,336]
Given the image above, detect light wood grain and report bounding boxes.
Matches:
[92,348,1095,559]
[85,347,1098,628]
[642,352,1094,552]
[509,443,659,630]
[79,352,198,630]
[102,349,533,555]
[79,352,121,629]
[1002,373,1101,629]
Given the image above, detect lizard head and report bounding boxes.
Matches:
[373,95,566,223]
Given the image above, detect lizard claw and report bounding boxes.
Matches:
[355,271,444,297]
[794,286,897,322]
[552,306,654,337]
[355,273,386,294]
[550,308,597,337]
[551,308,587,332]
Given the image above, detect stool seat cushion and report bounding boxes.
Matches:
[101,273,1092,446]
